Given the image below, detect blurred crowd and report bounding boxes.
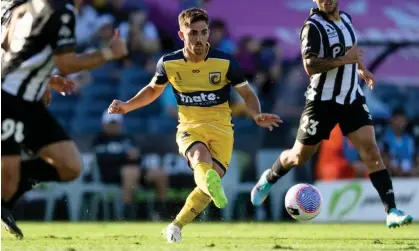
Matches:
[69,0,291,118]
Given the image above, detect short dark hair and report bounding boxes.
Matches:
[178,8,209,28]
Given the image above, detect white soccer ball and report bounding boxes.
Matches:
[284,183,322,221]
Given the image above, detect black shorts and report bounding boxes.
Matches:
[296,97,373,145]
[1,91,70,156]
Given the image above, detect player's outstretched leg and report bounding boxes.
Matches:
[4,154,66,211]
[188,143,227,209]
[3,143,82,239]
[162,187,211,243]
[163,142,227,243]
[251,142,319,206]
[347,126,413,228]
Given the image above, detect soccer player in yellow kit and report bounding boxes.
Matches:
[108,8,281,243]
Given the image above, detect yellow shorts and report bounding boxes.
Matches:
[176,124,234,173]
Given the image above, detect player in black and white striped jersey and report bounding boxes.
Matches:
[251,0,413,228]
[303,9,362,104]
[1,0,127,239]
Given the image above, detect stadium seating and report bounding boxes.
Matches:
[81,82,116,101]
[123,114,148,134]
[72,100,110,133]
[374,84,419,117]
[232,118,259,134]
[146,115,178,134]
[48,92,78,132]
[25,154,104,221]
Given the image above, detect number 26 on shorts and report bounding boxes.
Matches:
[300,115,319,136]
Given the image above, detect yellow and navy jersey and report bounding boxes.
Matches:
[152,46,248,126]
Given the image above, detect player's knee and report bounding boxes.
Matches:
[59,157,82,181]
[187,144,212,165]
[289,151,309,166]
[40,142,82,181]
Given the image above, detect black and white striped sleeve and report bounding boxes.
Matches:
[45,8,76,54]
[300,23,322,59]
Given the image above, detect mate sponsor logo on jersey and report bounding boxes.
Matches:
[173,85,230,107]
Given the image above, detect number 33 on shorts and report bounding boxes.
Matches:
[300,115,319,136]
[1,119,25,143]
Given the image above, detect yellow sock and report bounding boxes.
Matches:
[193,161,212,195]
[174,187,211,228]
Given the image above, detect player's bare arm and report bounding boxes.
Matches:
[301,22,363,76]
[304,56,346,75]
[235,84,282,131]
[37,5,128,75]
[108,82,166,115]
[304,45,364,76]
[55,31,127,75]
[234,84,261,118]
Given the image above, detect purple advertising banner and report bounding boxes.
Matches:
[147,0,419,84]
[206,0,419,83]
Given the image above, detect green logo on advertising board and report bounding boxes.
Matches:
[329,183,362,218]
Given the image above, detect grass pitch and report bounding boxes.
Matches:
[2,222,418,251]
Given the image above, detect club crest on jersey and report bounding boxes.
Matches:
[209,72,221,85]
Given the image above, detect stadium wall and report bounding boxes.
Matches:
[314,179,419,222]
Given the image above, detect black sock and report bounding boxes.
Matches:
[266,155,292,184]
[5,178,37,209]
[21,158,60,182]
[6,158,60,208]
[1,200,15,219]
[369,169,396,213]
